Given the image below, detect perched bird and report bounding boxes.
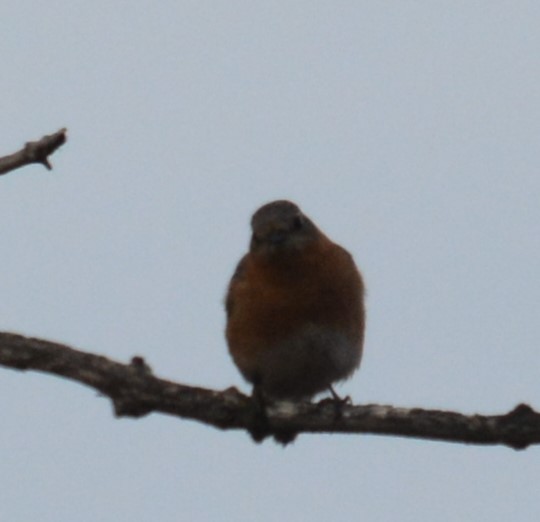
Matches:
[225,200,365,401]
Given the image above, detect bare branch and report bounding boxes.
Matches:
[1,331,539,448]
[0,128,67,175]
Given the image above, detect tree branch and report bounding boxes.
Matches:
[0,128,67,175]
[0,331,538,448]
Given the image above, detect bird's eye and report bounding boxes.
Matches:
[292,215,303,230]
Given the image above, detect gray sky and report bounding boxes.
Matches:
[1,2,539,521]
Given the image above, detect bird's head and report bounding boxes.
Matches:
[250,200,320,255]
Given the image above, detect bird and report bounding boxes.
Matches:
[225,200,365,402]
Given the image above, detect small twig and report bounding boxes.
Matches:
[0,128,67,176]
[0,331,539,448]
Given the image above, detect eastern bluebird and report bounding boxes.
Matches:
[225,200,365,401]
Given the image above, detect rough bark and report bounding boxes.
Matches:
[1,332,538,448]
[0,128,67,175]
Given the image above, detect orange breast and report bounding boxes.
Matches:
[226,237,365,383]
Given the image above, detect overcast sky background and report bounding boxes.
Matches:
[1,2,539,521]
